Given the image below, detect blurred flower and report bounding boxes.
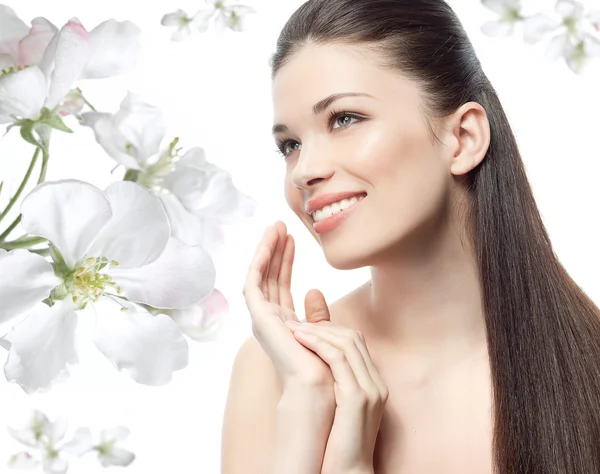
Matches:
[80,92,256,255]
[480,0,524,37]
[62,426,134,468]
[8,411,135,472]
[7,410,74,474]
[0,179,216,392]
[161,0,256,39]
[57,88,85,118]
[522,0,585,44]
[168,288,229,342]
[521,0,600,73]
[160,9,213,41]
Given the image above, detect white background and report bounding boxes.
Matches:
[0,0,599,473]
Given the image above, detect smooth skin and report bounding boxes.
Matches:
[243,219,387,472]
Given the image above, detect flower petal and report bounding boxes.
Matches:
[8,410,51,448]
[107,92,166,164]
[7,452,40,470]
[42,457,68,474]
[583,33,600,57]
[18,17,58,67]
[170,288,228,342]
[1,299,78,394]
[99,448,135,467]
[40,18,92,110]
[80,111,143,170]
[191,9,215,32]
[158,193,225,252]
[20,180,113,269]
[161,9,188,27]
[545,32,572,60]
[481,20,514,37]
[555,0,584,19]
[0,249,61,323]
[85,181,170,268]
[0,5,29,60]
[162,147,257,224]
[522,13,560,44]
[107,237,215,309]
[61,427,94,456]
[93,302,188,385]
[100,426,129,443]
[0,65,46,120]
[80,19,141,79]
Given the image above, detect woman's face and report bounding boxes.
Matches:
[271,43,464,270]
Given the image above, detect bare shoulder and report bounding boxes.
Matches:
[220,336,283,474]
[327,280,371,325]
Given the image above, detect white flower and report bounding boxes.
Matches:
[160,9,214,41]
[168,288,229,342]
[0,13,140,125]
[164,0,256,36]
[481,0,524,37]
[62,426,135,468]
[518,0,600,73]
[0,5,52,69]
[522,0,585,44]
[0,18,91,124]
[7,410,71,474]
[0,179,216,392]
[80,93,256,254]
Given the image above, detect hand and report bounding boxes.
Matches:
[284,291,389,474]
[242,220,336,394]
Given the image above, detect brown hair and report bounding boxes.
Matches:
[269,0,600,472]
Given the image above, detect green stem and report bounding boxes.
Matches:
[0,140,50,244]
[0,235,47,250]
[0,147,40,226]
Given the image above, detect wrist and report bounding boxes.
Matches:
[279,383,335,409]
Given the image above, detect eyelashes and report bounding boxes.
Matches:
[274,108,363,159]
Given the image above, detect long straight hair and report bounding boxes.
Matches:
[269,1,600,472]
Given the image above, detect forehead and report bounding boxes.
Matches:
[271,43,418,118]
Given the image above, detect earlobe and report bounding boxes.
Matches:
[449,102,490,176]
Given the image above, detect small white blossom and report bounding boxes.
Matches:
[161,0,255,38]
[481,0,524,37]
[160,9,214,41]
[62,426,134,468]
[7,411,71,474]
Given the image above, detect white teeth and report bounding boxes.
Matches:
[311,195,365,222]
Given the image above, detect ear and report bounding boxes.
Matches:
[303,289,330,324]
[445,101,490,176]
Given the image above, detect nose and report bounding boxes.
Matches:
[291,141,335,191]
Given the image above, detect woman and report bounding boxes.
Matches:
[221,0,600,473]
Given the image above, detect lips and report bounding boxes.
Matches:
[305,191,367,214]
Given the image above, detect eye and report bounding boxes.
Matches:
[330,112,360,130]
[274,110,363,159]
[275,139,300,158]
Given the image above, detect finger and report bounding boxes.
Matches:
[293,323,387,397]
[292,329,362,397]
[266,221,287,305]
[278,234,296,319]
[304,289,330,324]
[245,227,277,312]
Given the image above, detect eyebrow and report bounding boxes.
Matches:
[272,92,374,135]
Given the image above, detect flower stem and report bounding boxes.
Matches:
[0,140,51,244]
[0,147,40,227]
[0,235,48,250]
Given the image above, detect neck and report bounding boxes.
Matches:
[355,208,487,363]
